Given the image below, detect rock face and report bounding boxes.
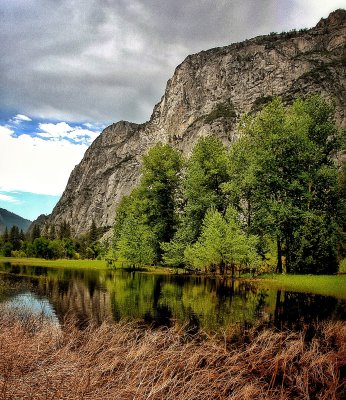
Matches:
[45,10,346,237]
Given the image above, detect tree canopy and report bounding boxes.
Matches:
[110,96,345,275]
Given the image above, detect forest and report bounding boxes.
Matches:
[1,96,345,275]
[0,219,105,260]
[113,96,346,275]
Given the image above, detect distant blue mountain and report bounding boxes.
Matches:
[0,208,32,234]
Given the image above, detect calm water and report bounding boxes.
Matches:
[0,262,345,331]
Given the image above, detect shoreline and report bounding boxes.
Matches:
[1,257,346,299]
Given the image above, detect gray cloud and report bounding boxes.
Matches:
[0,0,342,124]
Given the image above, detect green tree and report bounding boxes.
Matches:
[162,136,229,266]
[235,96,342,274]
[140,143,183,250]
[89,219,98,243]
[49,224,56,240]
[9,226,21,251]
[115,213,155,268]
[337,162,346,261]
[31,237,50,258]
[161,224,194,268]
[3,242,13,257]
[59,220,71,240]
[184,207,258,275]
[184,209,227,273]
[223,132,257,231]
[223,207,259,277]
[183,136,229,239]
[19,229,25,241]
[3,227,9,242]
[114,143,182,262]
[62,238,75,258]
[31,224,41,241]
[47,239,65,259]
[113,189,147,251]
[290,212,339,274]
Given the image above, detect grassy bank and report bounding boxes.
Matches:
[0,256,108,269]
[255,274,346,299]
[0,256,171,273]
[0,311,345,400]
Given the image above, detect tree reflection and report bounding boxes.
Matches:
[0,263,344,332]
[273,290,341,330]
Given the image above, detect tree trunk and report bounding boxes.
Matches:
[276,239,283,273]
[285,237,291,274]
[220,259,225,275]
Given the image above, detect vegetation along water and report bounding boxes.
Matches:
[1,97,345,278]
[0,96,345,398]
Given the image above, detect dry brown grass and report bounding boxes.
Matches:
[0,310,345,400]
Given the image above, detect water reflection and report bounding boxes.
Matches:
[1,291,59,325]
[0,263,345,331]
[272,290,344,330]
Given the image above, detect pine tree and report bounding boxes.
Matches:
[59,220,71,239]
[10,226,21,250]
[19,229,25,241]
[31,224,41,241]
[3,227,9,242]
[89,219,98,243]
[49,224,56,240]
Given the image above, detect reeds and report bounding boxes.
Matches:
[0,310,345,399]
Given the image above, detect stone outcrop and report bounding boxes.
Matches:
[40,10,346,237]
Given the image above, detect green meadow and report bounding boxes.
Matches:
[255,274,346,299]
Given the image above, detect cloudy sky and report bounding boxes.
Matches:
[0,0,344,221]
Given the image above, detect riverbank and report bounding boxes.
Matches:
[255,274,346,299]
[0,256,171,273]
[0,256,108,269]
[1,257,346,299]
[0,310,345,400]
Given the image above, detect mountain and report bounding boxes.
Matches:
[0,208,32,234]
[37,9,346,237]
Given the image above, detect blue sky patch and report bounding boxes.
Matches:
[0,191,61,221]
[0,113,103,220]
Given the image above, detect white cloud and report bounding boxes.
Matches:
[38,122,74,138]
[0,124,89,195]
[9,114,32,125]
[0,125,14,137]
[0,193,20,203]
[14,114,32,122]
[38,121,100,143]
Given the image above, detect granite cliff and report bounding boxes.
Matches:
[42,10,346,237]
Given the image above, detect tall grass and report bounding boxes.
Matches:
[0,310,345,399]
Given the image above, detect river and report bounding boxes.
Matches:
[0,262,345,331]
